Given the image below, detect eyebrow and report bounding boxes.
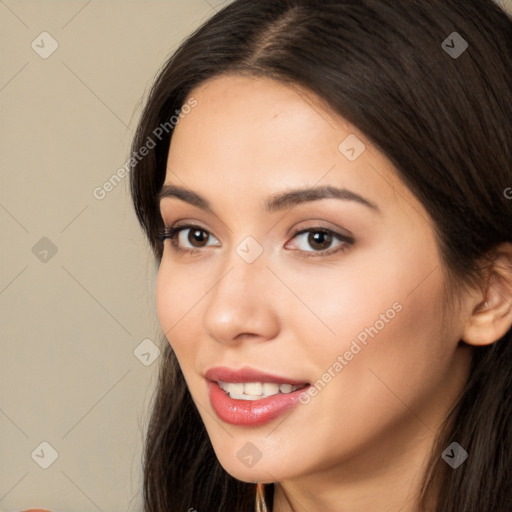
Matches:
[159,184,380,213]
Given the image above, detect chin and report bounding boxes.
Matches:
[219,459,285,484]
[210,438,302,484]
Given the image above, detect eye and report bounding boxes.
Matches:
[159,224,220,252]
[159,224,353,258]
[285,228,353,257]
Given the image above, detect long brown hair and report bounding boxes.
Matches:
[130,1,512,510]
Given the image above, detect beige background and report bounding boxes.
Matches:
[1,1,511,511]
[0,1,232,511]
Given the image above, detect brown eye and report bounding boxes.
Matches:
[160,224,221,252]
[285,227,353,257]
[307,231,333,250]
[188,228,209,247]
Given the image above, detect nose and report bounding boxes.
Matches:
[202,248,281,346]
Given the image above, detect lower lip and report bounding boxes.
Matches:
[208,381,309,426]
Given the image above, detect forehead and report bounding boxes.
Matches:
[164,74,419,219]
[173,74,357,151]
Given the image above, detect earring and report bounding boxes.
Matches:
[255,483,268,512]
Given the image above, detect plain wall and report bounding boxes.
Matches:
[1,0,511,511]
[0,1,231,511]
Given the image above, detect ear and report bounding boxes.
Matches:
[462,242,512,346]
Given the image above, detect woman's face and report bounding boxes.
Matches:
[156,74,472,485]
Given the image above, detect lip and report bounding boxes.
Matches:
[205,366,309,386]
[205,366,310,426]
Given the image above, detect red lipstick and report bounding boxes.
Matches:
[205,366,309,426]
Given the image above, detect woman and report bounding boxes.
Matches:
[130,0,512,510]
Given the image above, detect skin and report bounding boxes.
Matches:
[155,74,499,512]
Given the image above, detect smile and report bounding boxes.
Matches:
[218,381,307,400]
[205,366,310,425]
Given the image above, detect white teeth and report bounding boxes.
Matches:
[228,392,261,401]
[262,383,280,395]
[244,382,263,396]
[218,381,229,392]
[218,381,305,400]
[228,382,244,395]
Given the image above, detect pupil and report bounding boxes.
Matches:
[309,231,331,250]
[189,229,208,247]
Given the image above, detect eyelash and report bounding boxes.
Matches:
[158,223,354,258]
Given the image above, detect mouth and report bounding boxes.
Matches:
[217,381,308,400]
[205,366,311,426]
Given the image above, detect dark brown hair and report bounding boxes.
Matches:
[130,1,512,510]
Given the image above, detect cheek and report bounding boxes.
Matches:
[155,260,203,353]
[284,250,448,402]
[155,263,176,335]
[272,269,449,467]
[291,234,444,363]
[306,267,448,420]
[275,261,406,366]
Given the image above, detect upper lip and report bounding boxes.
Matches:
[205,366,310,385]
